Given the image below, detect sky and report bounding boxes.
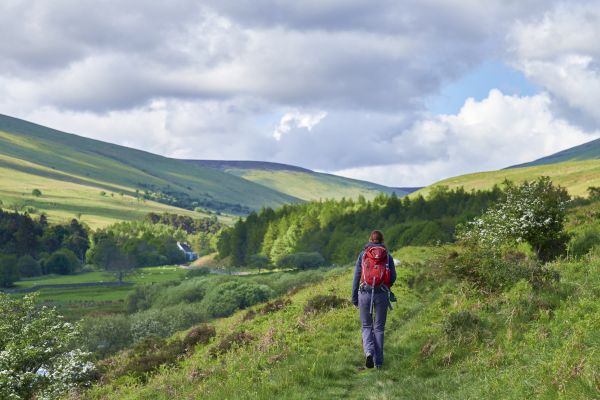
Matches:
[2,1,600,187]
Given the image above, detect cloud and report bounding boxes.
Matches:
[508,3,600,126]
[334,89,600,186]
[2,0,600,188]
[273,110,327,140]
[1,0,557,113]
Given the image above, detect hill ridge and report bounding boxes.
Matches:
[508,136,600,168]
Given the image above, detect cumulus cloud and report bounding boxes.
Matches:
[2,0,600,187]
[508,3,600,126]
[335,89,600,186]
[273,110,327,140]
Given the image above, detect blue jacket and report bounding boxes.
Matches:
[352,243,396,305]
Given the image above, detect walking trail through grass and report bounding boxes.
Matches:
[85,243,600,399]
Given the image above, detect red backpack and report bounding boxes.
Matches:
[361,246,391,288]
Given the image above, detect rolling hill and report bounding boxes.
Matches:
[510,137,600,168]
[413,159,600,199]
[413,135,600,199]
[0,114,298,227]
[0,114,416,228]
[183,159,417,201]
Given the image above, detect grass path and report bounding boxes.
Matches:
[85,245,600,399]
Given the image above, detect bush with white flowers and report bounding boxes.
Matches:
[0,294,95,400]
[457,177,570,261]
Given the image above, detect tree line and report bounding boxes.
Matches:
[0,211,89,286]
[0,210,222,287]
[218,186,504,267]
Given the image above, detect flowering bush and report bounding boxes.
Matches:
[0,294,95,399]
[457,177,570,261]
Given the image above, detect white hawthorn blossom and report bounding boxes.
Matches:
[457,177,570,254]
[0,294,95,400]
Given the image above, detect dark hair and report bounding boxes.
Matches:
[369,230,384,244]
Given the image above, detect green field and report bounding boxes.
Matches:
[0,114,298,227]
[414,159,600,199]
[0,154,213,228]
[15,266,187,289]
[224,168,407,201]
[12,266,188,319]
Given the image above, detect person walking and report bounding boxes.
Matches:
[352,230,396,369]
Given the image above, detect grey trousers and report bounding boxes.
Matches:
[358,290,388,367]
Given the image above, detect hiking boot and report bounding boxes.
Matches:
[365,354,374,369]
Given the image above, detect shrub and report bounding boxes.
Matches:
[114,337,187,382]
[259,298,291,314]
[17,254,41,277]
[31,188,42,197]
[442,246,557,293]
[442,311,487,343]
[44,248,81,275]
[569,229,600,258]
[186,267,210,278]
[125,283,171,314]
[0,294,94,399]
[183,324,216,350]
[277,252,326,270]
[248,254,272,271]
[79,315,133,359]
[130,304,207,342]
[457,177,570,262]
[0,254,19,287]
[304,294,349,314]
[210,331,255,358]
[152,279,209,309]
[200,281,274,318]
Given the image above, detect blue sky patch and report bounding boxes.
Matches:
[426,61,539,115]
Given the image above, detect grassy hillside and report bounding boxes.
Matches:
[511,137,600,168]
[0,153,208,228]
[184,159,412,201]
[414,159,600,199]
[0,114,298,227]
[84,237,600,399]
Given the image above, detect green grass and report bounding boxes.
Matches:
[85,258,600,400]
[15,266,187,288]
[414,159,600,199]
[84,204,600,399]
[0,154,222,228]
[392,245,449,264]
[225,168,407,201]
[35,286,133,303]
[15,271,113,288]
[0,114,298,227]
[13,266,189,319]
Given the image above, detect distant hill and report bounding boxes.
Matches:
[414,136,600,199]
[0,114,298,227]
[186,160,312,173]
[414,159,600,199]
[183,159,418,201]
[509,137,600,168]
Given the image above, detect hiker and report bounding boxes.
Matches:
[352,230,396,369]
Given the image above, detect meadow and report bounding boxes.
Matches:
[224,168,406,201]
[414,159,600,199]
[12,266,189,319]
[82,194,600,400]
[85,246,600,400]
[0,153,212,229]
